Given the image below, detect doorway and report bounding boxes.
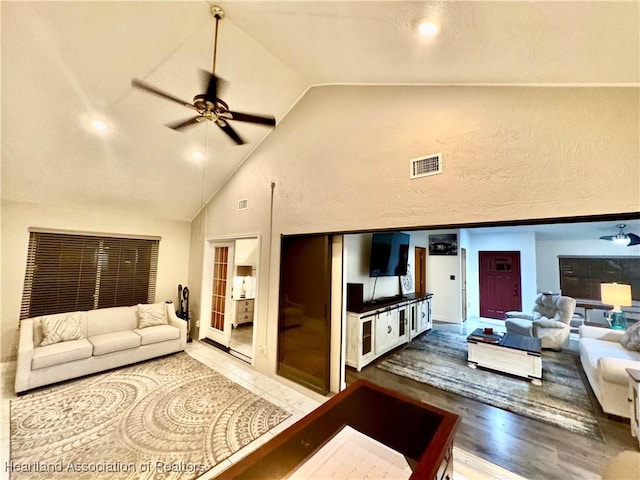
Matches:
[414,246,427,294]
[228,238,259,363]
[461,248,468,321]
[201,237,259,363]
[278,234,331,395]
[479,251,522,319]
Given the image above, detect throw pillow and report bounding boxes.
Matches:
[40,315,84,346]
[620,321,640,351]
[138,302,167,328]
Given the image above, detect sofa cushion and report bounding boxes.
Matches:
[40,313,85,346]
[581,337,640,368]
[137,302,168,328]
[134,325,179,345]
[89,331,141,356]
[32,339,93,370]
[620,321,640,351]
[87,307,136,337]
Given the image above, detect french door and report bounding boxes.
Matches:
[203,241,234,347]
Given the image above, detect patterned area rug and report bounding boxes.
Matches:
[10,353,291,479]
[377,330,603,440]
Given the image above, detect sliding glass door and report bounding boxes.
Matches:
[278,234,331,394]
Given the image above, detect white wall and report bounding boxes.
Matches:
[190,85,639,385]
[1,201,191,362]
[344,232,413,302]
[425,229,462,323]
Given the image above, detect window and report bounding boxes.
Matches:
[20,231,159,319]
[559,256,640,301]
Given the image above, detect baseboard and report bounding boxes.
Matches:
[433,317,463,324]
[201,337,229,353]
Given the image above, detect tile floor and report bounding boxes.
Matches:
[0,341,324,479]
[1,337,525,479]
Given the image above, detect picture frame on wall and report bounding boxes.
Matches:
[429,234,458,256]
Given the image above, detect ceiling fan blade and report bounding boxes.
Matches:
[627,233,640,246]
[166,116,202,131]
[200,71,224,103]
[599,235,615,241]
[228,111,276,126]
[216,120,245,145]
[131,79,192,107]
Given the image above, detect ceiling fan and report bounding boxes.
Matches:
[599,224,640,246]
[131,6,275,145]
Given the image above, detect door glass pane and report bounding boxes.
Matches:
[492,258,512,271]
[211,246,228,331]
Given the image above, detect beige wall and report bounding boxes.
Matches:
[1,201,191,362]
[192,85,639,378]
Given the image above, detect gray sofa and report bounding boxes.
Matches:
[15,302,186,394]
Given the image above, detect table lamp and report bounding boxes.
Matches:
[600,283,632,330]
[236,265,253,299]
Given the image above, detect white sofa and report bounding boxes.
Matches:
[15,302,186,394]
[578,324,640,418]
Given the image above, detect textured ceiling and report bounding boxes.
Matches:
[2,1,639,224]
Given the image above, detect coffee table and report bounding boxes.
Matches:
[467,328,542,385]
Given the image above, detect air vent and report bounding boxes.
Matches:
[237,198,248,211]
[410,153,442,179]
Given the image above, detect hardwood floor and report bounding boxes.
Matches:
[346,318,638,480]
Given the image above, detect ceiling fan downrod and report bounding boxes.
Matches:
[211,6,224,76]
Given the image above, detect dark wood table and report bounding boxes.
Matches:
[215,379,459,479]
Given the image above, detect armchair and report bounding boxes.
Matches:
[505,293,577,350]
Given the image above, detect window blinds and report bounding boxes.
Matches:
[20,232,159,319]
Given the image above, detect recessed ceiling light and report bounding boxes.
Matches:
[90,119,108,132]
[191,150,205,161]
[417,20,439,38]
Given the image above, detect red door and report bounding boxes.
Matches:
[479,251,522,319]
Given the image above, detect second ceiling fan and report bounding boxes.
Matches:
[131,5,275,145]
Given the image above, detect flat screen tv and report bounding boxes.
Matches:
[369,232,410,277]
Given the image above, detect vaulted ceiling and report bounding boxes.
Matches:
[2,1,638,223]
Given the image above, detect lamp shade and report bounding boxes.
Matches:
[236,265,252,277]
[600,283,632,310]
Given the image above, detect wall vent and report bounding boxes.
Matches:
[237,198,248,211]
[410,153,442,179]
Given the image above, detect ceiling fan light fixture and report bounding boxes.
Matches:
[599,223,640,246]
[130,5,275,146]
[613,234,630,245]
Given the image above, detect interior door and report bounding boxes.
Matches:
[414,247,427,294]
[278,234,331,395]
[479,251,522,319]
[205,242,234,347]
[461,248,468,321]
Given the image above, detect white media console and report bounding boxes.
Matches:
[346,293,433,371]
